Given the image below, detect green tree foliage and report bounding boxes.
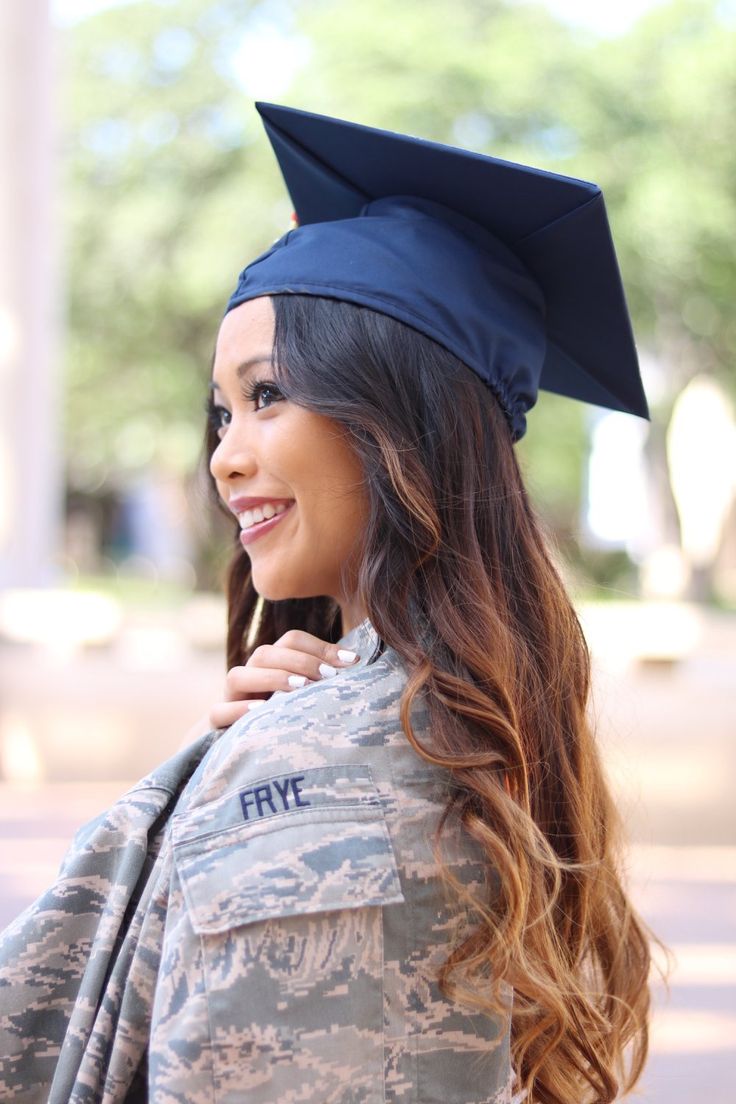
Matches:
[566,0,736,396]
[63,0,290,489]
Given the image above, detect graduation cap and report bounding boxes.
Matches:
[226,102,648,440]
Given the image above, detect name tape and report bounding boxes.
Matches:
[239,774,311,821]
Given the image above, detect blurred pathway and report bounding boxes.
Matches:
[630,845,736,1103]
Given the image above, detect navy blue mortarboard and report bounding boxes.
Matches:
[226,102,648,440]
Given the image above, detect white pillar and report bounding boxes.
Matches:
[0,0,62,588]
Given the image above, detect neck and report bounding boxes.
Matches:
[338,596,369,637]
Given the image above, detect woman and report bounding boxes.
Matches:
[0,105,653,1104]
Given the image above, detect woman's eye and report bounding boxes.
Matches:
[247,379,284,411]
[207,401,231,436]
[206,379,283,433]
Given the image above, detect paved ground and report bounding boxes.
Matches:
[1,599,734,1101]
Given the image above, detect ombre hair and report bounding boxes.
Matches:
[205,294,655,1104]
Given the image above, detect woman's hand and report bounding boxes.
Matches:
[208,629,361,729]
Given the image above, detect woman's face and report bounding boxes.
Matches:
[209,296,369,609]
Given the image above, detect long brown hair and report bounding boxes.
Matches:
[205,294,653,1103]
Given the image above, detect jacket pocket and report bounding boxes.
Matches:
[171,764,404,933]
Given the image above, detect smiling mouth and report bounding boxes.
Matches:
[236,502,292,530]
[239,502,294,547]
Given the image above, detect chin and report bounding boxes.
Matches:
[253,573,337,606]
[251,580,290,602]
[250,570,307,603]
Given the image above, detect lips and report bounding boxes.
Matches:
[239,501,295,548]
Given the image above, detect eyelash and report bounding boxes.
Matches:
[206,378,284,432]
[242,377,285,411]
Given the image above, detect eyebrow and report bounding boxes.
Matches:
[210,354,274,392]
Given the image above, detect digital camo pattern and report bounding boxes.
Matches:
[0,731,217,1103]
[0,619,515,1103]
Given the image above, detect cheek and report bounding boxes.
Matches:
[316,457,368,547]
[271,412,335,492]
[263,407,369,542]
[289,434,366,531]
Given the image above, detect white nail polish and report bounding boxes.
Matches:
[287,674,308,688]
[337,649,358,664]
[319,662,338,678]
[246,700,266,710]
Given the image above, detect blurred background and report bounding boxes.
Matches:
[1,0,734,1099]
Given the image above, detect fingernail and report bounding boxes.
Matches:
[337,649,359,664]
[287,674,308,688]
[318,662,338,678]
[246,700,266,710]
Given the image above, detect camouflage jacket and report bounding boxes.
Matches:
[0,619,513,1103]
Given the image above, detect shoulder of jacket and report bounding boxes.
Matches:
[179,647,431,811]
[247,645,406,731]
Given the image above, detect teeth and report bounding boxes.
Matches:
[237,501,289,530]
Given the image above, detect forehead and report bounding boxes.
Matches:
[213,296,276,380]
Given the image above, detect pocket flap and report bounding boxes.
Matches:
[172,764,404,934]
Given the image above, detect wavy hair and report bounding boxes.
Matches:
[205,294,654,1104]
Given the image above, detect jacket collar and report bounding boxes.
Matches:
[337,616,383,667]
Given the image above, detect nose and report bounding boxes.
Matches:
[209,422,257,485]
